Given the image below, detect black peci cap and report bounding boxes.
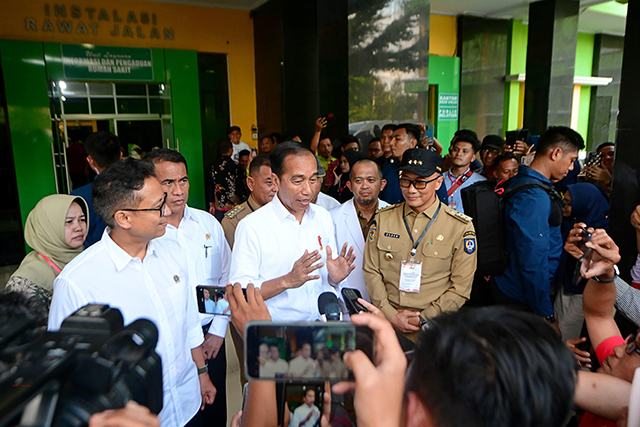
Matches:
[398,148,443,178]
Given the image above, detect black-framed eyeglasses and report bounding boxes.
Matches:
[115,193,167,218]
[625,332,640,357]
[399,176,440,190]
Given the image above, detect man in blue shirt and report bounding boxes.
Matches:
[71,131,122,247]
[381,123,421,204]
[493,126,584,333]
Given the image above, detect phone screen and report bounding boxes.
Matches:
[196,285,245,315]
[244,322,374,382]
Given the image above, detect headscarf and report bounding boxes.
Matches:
[566,182,609,230]
[10,195,89,291]
[340,150,366,181]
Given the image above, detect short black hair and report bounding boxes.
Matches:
[596,142,615,152]
[281,133,300,143]
[395,123,421,143]
[145,148,188,173]
[454,129,479,143]
[407,308,576,427]
[92,158,156,227]
[493,152,518,166]
[269,141,315,179]
[453,134,481,153]
[303,388,315,398]
[341,135,361,151]
[536,126,585,156]
[350,158,383,180]
[381,123,397,133]
[249,155,271,177]
[228,125,241,135]
[368,138,381,146]
[219,140,232,154]
[239,149,250,158]
[85,131,121,168]
[270,132,282,144]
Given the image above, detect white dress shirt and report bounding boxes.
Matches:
[288,355,320,378]
[443,168,486,214]
[330,198,389,301]
[230,195,341,321]
[160,205,231,337]
[48,230,203,427]
[315,192,340,211]
[289,403,320,427]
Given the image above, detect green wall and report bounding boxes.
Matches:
[165,49,205,210]
[430,54,460,152]
[503,20,528,135]
[0,40,56,226]
[575,32,595,144]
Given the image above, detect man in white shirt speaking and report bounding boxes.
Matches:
[230,142,356,321]
[330,158,389,301]
[146,149,232,427]
[48,158,216,427]
[289,389,321,427]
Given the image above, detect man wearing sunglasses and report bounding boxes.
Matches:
[48,158,216,427]
[363,148,477,339]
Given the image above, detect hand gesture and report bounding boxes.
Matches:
[631,206,640,231]
[584,164,611,184]
[357,298,385,319]
[202,333,224,361]
[390,310,420,333]
[326,243,356,285]
[285,250,323,288]
[332,313,406,427]
[565,222,591,259]
[199,374,217,410]
[579,229,621,279]
[513,140,529,155]
[315,117,328,133]
[227,283,271,339]
[566,337,592,369]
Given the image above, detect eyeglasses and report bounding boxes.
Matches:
[399,176,440,190]
[115,193,167,218]
[481,148,501,154]
[625,332,640,357]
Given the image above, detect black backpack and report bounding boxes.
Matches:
[460,179,565,277]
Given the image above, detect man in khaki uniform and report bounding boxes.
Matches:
[364,148,477,338]
[221,155,277,249]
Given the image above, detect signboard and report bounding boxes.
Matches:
[61,44,153,81]
[438,93,459,121]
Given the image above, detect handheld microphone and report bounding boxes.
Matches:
[317,292,343,322]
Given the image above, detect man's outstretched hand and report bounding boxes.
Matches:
[326,243,356,285]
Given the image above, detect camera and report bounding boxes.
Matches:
[0,304,162,427]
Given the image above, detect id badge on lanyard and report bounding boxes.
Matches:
[399,203,441,294]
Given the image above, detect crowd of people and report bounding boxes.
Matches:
[1,115,638,427]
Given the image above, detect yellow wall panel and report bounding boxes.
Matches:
[430,14,457,57]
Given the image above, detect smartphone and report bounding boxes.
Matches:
[424,125,434,143]
[196,285,246,315]
[572,227,593,285]
[505,129,530,148]
[579,152,603,177]
[244,322,374,382]
[341,288,367,316]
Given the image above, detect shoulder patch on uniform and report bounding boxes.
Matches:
[464,237,476,254]
[225,205,245,219]
[368,224,378,242]
[463,231,475,237]
[445,207,472,224]
[376,204,397,214]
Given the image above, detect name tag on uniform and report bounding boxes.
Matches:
[399,260,422,293]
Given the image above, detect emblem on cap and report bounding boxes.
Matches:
[173,275,180,283]
[385,253,394,261]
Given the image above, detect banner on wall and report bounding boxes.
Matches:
[61,44,153,80]
[438,93,459,121]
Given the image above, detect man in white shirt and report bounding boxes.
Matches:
[147,149,232,427]
[260,344,289,378]
[230,142,356,321]
[288,343,320,378]
[289,389,320,427]
[48,158,215,427]
[330,159,389,301]
[228,125,251,164]
[443,135,486,214]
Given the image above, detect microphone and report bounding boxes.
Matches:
[317,292,342,322]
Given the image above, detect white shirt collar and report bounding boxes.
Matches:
[271,193,315,223]
[102,228,157,272]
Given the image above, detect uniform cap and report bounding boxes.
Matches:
[398,148,443,178]
[480,134,504,151]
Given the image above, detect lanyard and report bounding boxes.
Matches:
[446,169,473,197]
[403,203,441,257]
[39,253,61,274]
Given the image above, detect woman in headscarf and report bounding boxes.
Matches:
[328,149,366,203]
[553,182,609,340]
[5,195,89,312]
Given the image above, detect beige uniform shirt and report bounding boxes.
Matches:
[221,195,259,249]
[363,200,477,321]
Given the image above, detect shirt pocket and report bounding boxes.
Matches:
[376,235,404,274]
[421,243,453,278]
[202,244,222,283]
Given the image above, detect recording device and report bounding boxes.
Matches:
[579,151,603,177]
[317,292,342,322]
[244,322,374,382]
[424,125,434,143]
[341,288,367,316]
[505,128,530,148]
[0,304,162,427]
[196,285,246,315]
[573,226,593,285]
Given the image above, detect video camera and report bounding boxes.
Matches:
[0,304,162,427]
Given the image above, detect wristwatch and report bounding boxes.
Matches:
[197,365,208,375]
[544,314,557,324]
